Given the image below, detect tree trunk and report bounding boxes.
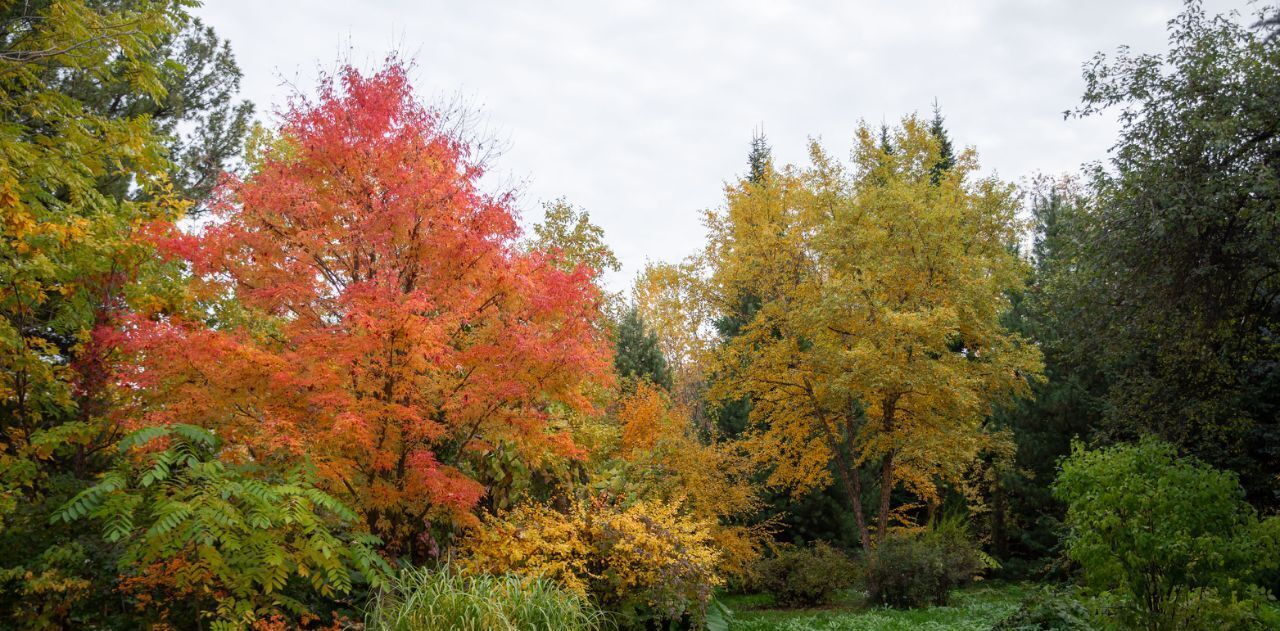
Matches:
[877,448,894,541]
[834,451,872,553]
[818,412,872,552]
[876,396,898,543]
[993,486,1008,559]
[806,382,874,552]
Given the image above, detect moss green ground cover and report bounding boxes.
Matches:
[722,583,1027,631]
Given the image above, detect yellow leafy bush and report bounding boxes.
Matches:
[461,496,722,623]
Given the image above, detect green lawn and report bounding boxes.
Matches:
[721,583,1028,631]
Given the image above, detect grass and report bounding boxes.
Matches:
[721,583,1028,631]
[364,566,604,631]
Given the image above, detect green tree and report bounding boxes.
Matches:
[1065,1,1280,505]
[927,101,955,184]
[988,177,1106,571]
[747,129,771,184]
[614,306,672,390]
[0,1,226,625]
[7,0,253,209]
[531,198,620,278]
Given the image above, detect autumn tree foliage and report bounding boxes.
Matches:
[461,382,765,625]
[529,198,620,278]
[128,62,614,558]
[704,118,1041,552]
[0,1,210,624]
[631,261,713,418]
[465,382,759,623]
[606,382,765,579]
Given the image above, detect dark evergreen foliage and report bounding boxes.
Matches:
[747,130,771,184]
[614,306,673,390]
[990,179,1106,573]
[46,0,254,208]
[928,101,955,183]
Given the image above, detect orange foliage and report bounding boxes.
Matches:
[617,381,685,459]
[120,61,614,556]
[608,382,767,579]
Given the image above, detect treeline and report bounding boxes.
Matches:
[627,2,1280,626]
[0,1,1278,630]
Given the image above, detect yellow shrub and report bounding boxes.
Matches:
[459,502,592,596]
[461,496,722,623]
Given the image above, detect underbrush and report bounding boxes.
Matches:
[724,583,1027,631]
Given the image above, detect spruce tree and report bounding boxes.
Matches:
[878,123,894,155]
[614,306,672,390]
[928,101,955,184]
[747,129,771,184]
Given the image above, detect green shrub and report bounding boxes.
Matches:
[1054,438,1276,630]
[992,585,1094,630]
[365,566,603,631]
[863,516,989,608]
[1252,514,1280,595]
[56,425,389,629]
[1152,586,1279,631]
[755,542,857,607]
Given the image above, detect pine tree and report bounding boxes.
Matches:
[47,1,254,209]
[615,306,673,390]
[748,129,771,184]
[928,101,955,184]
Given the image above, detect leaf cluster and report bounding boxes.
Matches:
[56,425,391,628]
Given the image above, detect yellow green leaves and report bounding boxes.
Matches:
[632,260,712,399]
[702,116,1043,546]
[0,2,190,496]
[532,198,621,278]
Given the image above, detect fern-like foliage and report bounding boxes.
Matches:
[56,425,391,629]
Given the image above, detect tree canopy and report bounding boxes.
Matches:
[703,117,1041,551]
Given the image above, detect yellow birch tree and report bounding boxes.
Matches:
[704,117,1042,551]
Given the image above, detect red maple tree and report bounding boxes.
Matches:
[124,61,613,556]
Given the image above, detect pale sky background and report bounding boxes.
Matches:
[196,0,1257,292]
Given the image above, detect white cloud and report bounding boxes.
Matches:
[196,0,1257,291]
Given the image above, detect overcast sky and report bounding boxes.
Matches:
[196,0,1256,292]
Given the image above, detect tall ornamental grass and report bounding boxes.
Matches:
[365,566,604,631]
